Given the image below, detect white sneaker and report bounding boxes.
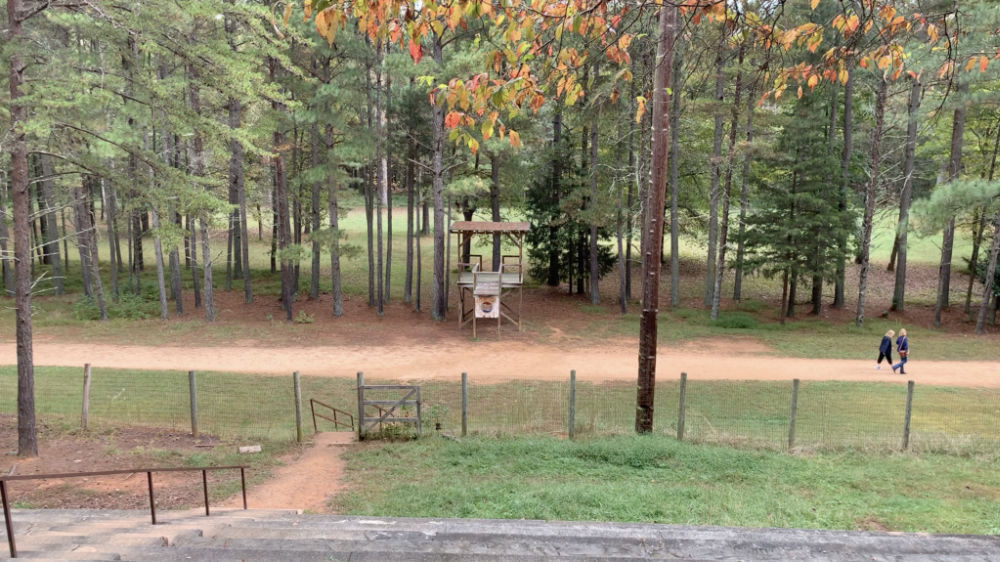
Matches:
[875,365,881,370]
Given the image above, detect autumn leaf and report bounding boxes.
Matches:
[980,56,989,74]
[508,130,522,149]
[283,3,292,26]
[810,0,820,9]
[634,96,647,124]
[444,111,462,129]
[408,38,422,63]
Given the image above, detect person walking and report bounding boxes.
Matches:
[892,329,909,374]
[875,329,894,370]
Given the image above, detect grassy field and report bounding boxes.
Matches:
[333,434,1000,534]
[3,365,997,454]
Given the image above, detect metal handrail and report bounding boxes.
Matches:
[1,465,248,558]
[309,398,355,432]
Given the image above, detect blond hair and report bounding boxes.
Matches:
[886,330,895,337]
[898,328,907,337]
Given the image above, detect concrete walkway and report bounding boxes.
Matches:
[2,508,998,561]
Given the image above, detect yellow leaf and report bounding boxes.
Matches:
[509,130,521,149]
[283,3,292,26]
[797,85,803,99]
[807,74,819,89]
[468,138,479,155]
[964,57,976,72]
[303,0,311,22]
[810,0,820,9]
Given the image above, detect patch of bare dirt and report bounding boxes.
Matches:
[0,417,239,510]
[221,432,352,513]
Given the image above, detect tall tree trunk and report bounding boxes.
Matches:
[375,47,386,315]
[589,79,601,305]
[668,42,681,307]
[636,6,676,434]
[189,215,201,308]
[977,208,1000,334]
[103,176,119,300]
[328,128,343,317]
[269,57,293,321]
[74,188,94,297]
[733,80,755,302]
[239,153,252,304]
[169,215,183,315]
[490,153,502,271]
[384,69,393,305]
[711,43,745,320]
[704,48,725,307]
[405,137,416,301]
[855,76,887,327]
[834,65,853,308]
[935,81,968,326]
[310,124,321,300]
[227,98,245,292]
[9,0,37,457]
[38,155,63,294]
[189,62,215,321]
[547,109,563,287]
[891,76,921,312]
[151,209,168,320]
[415,185,423,311]
[616,120,627,314]
[430,36,447,320]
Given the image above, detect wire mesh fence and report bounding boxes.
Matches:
[2,365,998,453]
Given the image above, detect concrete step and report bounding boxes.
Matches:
[5,510,1000,561]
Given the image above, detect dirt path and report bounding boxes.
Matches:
[3,341,1000,387]
[222,432,353,513]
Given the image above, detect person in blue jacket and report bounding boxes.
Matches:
[875,329,894,370]
[892,328,909,374]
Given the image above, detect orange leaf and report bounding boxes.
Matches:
[980,55,989,73]
[444,111,462,129]
[283,3,292,26]
[810,0,820,8]
[408,38,422,63]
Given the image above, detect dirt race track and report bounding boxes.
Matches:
[3,340,1000,388]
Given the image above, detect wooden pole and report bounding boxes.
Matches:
[293,371,303,443]
[677,372,687,441]
[81,363,92,430]
[568,370,577,440]
[356,371,365,441]
[788,378,800,450]
[902,380,914,450]
[188,370,198,438]
[461,372,468,437]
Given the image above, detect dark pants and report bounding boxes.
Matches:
[877,352,892,364]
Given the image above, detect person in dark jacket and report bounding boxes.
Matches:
[875,329,894,370]
[892,329,909,374]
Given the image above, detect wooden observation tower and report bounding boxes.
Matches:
[449,221,530,337]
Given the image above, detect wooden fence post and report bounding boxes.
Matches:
[461,372,468,437]
[902,380,914,451]
[293,371,303,443]
[188,370,198,438]
[81,363,91,430]
[356,372,364,441]
[568,370,576,440]
[788,378,800,450]
[677,372,687,441]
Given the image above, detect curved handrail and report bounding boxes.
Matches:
[1,465,248,558]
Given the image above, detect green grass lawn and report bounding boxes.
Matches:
[334,434,1000,534]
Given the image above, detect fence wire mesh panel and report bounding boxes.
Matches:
[909,385,1000,453]
[3,367,999,453]
[464,378,569,435]
[795,381,907,451]
[681,381,789,449]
